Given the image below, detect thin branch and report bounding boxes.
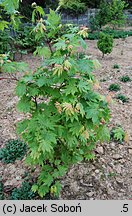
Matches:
[34,97,38,109]
[9,73,19,81]
[0,77,18,81]
[45,35,53,54]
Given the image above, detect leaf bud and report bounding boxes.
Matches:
[32,2,37,8]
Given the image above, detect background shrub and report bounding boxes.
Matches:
[95,0,111,29]
[59,0,87,16]
[0,30,10,54]
[109,0,128,28]
[91,0,127,29]
[89,16,100,32]
[97,32,113,57]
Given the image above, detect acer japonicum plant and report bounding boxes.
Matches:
[97,32,113,58]
[15,5,110,198]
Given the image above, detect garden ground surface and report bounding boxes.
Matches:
[0,36,132,200]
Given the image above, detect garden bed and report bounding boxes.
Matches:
[0,37,132,200]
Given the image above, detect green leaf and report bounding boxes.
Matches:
[44,57,64,66]
[38,184,49,197]
[79,103,85,117]
[53,181,62,197]
[16,119,29,134]
[34,47,51,58]
[96,126,110,142]
[85,104,100,124]
[58,165,67,177]
[85,153,95,161]
[0,20,9,31]
[66,136,78,148]
[1,0,19,14]
[52,169,59,178]
[2,62,28,73]
[32,184,38,193]
[39,140,53,153]
[36,6,45,17]
[79,37,86,49]
[16,82,26,97]
[37,76,47,87]
[53,38,67,50]
[47,9,61,27]
[28,86,39,96]
[64,80,78,96]
[77,59,94,74]
[32,10,36,23]
[57,125,65,137]
[113,127,125,142]
[74,154,83,162]
[17,96,31,113]
[43,174,53,187]
[78,80,90,93]
[22,75,33,83]
[55,160,61,166]
[32,6,45,23]
[69,121,82,136]
[39,167,53,182]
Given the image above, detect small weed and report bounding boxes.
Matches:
[110,126,125,143]
[100,78,107,82]
[116,94,129,103]
[108,172,117,177]
[113,64,120,69]
[108,84,120,92]
[119,75,131,82]
[77,52,86,59]
[0,139,27,164]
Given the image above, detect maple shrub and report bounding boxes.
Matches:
[16,5,110,197]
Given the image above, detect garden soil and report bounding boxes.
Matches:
[0,37,132,200]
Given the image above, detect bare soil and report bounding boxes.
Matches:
[0,37,132,200]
